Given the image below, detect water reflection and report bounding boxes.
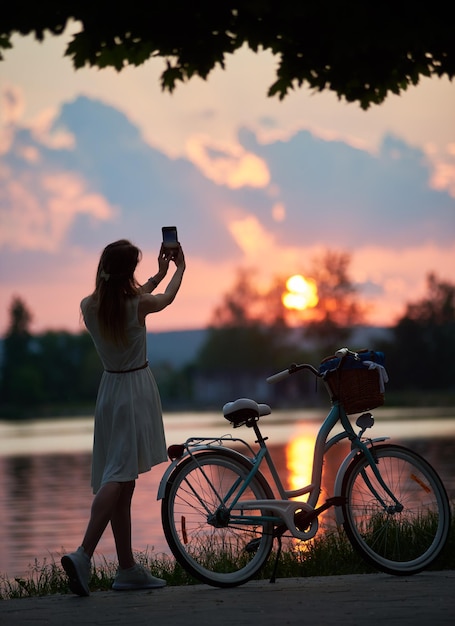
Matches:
[1,454,92,576]
[0,415,454,579]
[285,433,352,532]
[287,435,314,493]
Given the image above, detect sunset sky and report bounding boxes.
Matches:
[1,22,454,336]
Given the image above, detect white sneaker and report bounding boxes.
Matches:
[112,564,166,591]
[61,546,91,596]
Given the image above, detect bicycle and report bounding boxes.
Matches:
[158,347,451,587]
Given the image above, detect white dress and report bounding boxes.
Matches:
[81,295,167,494]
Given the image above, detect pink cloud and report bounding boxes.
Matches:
[0,86,25,155]
[30,106,76,150]
[425,142,455,197]
[1,85,24,125]
[0,167,117,251]
[186,135,270,188]
[352,243,455,325]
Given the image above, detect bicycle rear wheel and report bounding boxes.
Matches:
[342,444,451,575]
[161,449,275,587]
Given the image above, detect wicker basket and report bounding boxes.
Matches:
[324,367,384,415]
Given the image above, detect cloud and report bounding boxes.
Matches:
[228,215,275,257]
[0,86,24,155]
[236,128,455,248]
[1,85,25,125]
[0,161,117,252]
[4,94,449,257]
[186,135,270,189]
[1,86,75,154]
[426,142,455,197]
[31,107,76,150]
[0,93,454,333]
[351,243,455,324]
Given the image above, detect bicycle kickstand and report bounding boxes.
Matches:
[269,536,282,584]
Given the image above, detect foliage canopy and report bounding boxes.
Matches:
[2,2,454,108]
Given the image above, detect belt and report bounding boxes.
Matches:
[105,361,149,374]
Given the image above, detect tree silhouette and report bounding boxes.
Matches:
[299,250,365,354]
[196,251,364,373]
[2,2,454,108]
[5,296,33,336]
[198,268,292,372]
[386,273,455,390]
[0,296,102,416]
[1,296,40,407]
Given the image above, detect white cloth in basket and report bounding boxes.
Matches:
[363,361,389,393]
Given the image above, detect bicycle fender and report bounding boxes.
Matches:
[157,457,185,500]
[156,445,252,500]
[333,437,389,525]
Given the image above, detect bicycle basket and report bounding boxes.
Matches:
[319,350,386,415]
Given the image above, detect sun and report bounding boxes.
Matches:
[282,275,319,311]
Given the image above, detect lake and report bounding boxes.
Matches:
[1,407,454,579]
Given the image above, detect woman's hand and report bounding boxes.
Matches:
[173,245,186,270]
[139,244,185,316]
[158,244,172,274]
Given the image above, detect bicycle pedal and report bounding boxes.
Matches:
[244,538,260,553]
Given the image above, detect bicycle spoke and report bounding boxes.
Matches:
[342,444,450,574]
[162,450,274,587]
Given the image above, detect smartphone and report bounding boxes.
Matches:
[162,226,179,249]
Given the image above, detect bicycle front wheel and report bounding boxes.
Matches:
[161,449,275,587]
[342,444,451,575]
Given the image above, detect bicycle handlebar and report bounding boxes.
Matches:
[266,369,291,384]
[266,346,361,384]
[334,347,360,360]
[266,362,321,384]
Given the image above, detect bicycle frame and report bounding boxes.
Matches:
[158,400,396,540]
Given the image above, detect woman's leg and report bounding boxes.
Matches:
[109,478,166,590]
[62,480,139,595]
[62,481,125,596]
[81,481,125,558]
[110,480,136,569]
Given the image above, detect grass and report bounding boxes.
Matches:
[0,550,190,600]
[1,509,454,600]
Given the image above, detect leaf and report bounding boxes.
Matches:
[161,65,185,92]
[268,77,293,99]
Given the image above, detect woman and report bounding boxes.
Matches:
[61,238,185,596]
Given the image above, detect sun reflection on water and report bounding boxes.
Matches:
[286,434,315,498]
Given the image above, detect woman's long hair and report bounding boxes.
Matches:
[93,240,142,345]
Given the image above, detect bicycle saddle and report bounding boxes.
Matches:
[223,398,271,428]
